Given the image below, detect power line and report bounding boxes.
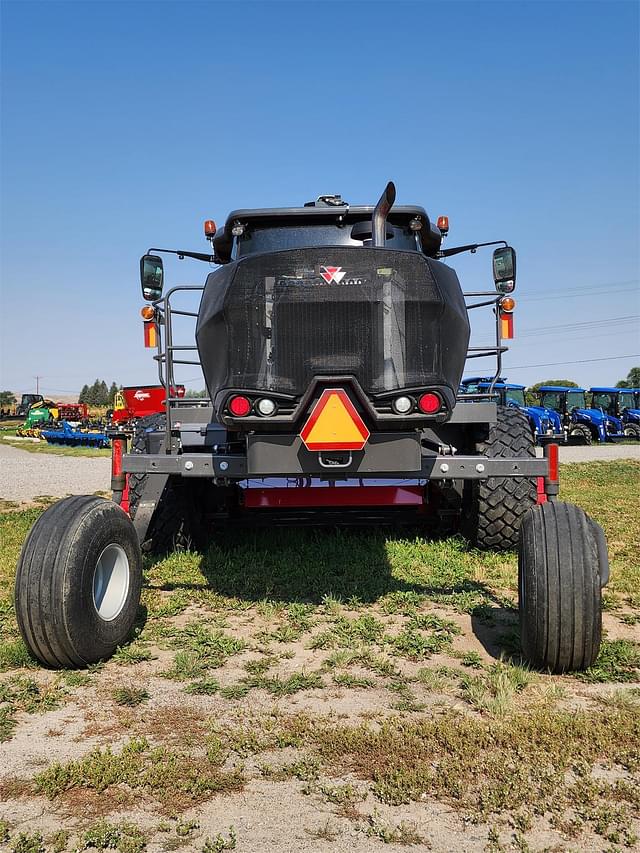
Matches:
[518,315,639,337]
[503,354,639,369]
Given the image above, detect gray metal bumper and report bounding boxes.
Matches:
[122,446,548,480]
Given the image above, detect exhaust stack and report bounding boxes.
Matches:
[372,181,396,247]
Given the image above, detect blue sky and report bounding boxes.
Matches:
[1,0,638,398]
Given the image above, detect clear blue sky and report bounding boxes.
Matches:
[1,0,638,398]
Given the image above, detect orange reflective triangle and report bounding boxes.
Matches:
[300,389,369,451]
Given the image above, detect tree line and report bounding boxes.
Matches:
[78,380,120,407]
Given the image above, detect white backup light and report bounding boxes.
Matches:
[393,396,413,414]
[257,398,276,416]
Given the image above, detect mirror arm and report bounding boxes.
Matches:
[148,247,217,263]
[438,239,507,258]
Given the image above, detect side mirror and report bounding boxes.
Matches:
[492,246,516,293]
[140,254,164,301]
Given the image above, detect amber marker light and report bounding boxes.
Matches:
[140,306,155,320]
[500,297,516,312]
[437,215,449,234]
[204,219,217,237]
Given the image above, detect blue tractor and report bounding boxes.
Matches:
[460,377,564,444]
[590,387,640,440]
[538,386,624,444]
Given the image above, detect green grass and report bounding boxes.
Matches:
[33,736,244,808]
[112,686,150,706]
[1,436,110,457]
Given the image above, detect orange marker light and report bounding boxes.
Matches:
[143,321,157,348]
[437,215,449,234]
[500,312,514,339]
[140,305,155,320]
[204,219,217,237]
[500,296,516,312]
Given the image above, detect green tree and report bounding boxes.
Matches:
[78,384,90,404]
[184,389,208,398]
[526,379,578,405]
[98,380,109,406]
[108,382,120,406]
[0,391,17,408]
[615,366,640,388]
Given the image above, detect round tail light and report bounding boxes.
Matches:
[256,398,276,417]
[392,395,413,415]
[418,392,441,414]
[228,395,251,417]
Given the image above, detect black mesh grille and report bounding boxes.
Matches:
[197,247,470,400]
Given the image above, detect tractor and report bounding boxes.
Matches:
[16,393,44,417]
[589,387,640,440]
[538,386,625,444]
[15,182,608,674]
[459,377,564,444]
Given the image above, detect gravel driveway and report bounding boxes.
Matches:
[1,440,638,504]
[535,443,640,462]
[0,443,111,502]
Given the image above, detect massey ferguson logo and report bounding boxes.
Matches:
[320,265,346,284]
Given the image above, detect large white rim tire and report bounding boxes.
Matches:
[463,406,537,551]
[15,496,142,668]
[519,501,607,673]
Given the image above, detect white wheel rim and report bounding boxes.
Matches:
[92,544,130,621]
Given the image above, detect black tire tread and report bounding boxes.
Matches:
[127,414,193,554]
[519,501,604,673]
[464,406,537,551]
[15,496,141,668]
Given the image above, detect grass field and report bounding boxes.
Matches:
[0,462,638,851]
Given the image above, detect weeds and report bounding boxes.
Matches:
[112,687,150,707]
[201,828,236,852]
[33,737,244,808]
[575,639,640,683]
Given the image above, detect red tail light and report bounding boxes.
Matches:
[418,392,441,414]
[228,395,251,417]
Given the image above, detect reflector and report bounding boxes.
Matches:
[300,389,369,451]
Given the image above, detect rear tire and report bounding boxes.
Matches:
[519,501,606,673]
[462,406,537,551]
[569,424,592,445]
[623,423,640,440]
[15,496,142,668]
[128,414,203,554]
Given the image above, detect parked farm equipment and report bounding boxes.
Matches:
[590,387,640,440]
[109,384,186,428]
[16,401,90,437]
[40,421,110,448]
[538,386,624,444]
[459,377,564,444]
[15,182,608,674]
[16,393,45,417]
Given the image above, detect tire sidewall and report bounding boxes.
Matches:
[62,502,142,662]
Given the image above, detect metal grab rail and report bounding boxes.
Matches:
[152,285,207,453]
[461,291,508,392]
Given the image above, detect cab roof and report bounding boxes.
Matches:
[590,387,626,393]
[539,386,586,393]
[212,203,433,263]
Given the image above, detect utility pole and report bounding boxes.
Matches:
[34,375,42,395]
